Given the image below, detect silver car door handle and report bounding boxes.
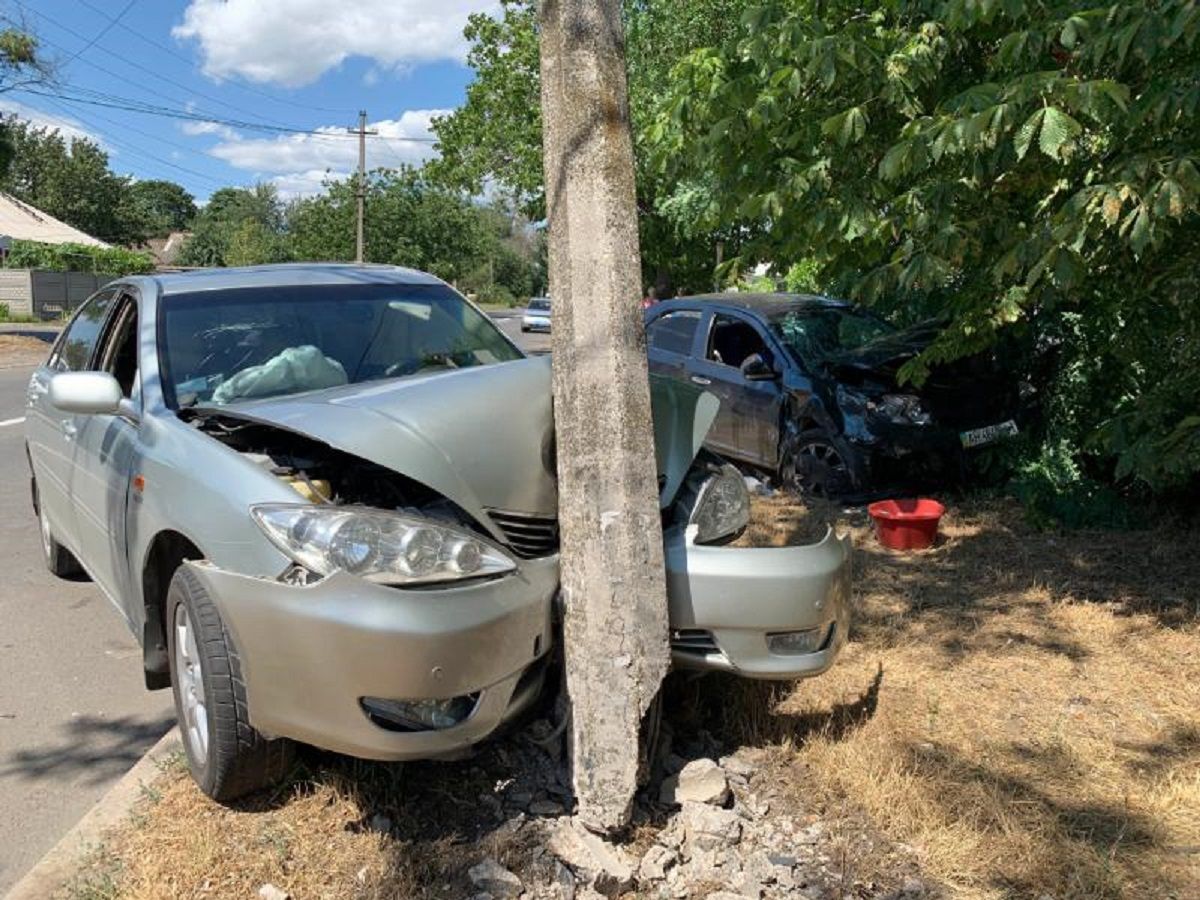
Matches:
[690,375,712,386]
[61,420,77,439]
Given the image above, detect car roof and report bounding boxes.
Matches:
[669,292,851,320]
[149,263,444,297]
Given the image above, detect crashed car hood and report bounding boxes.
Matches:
[827,319,943,377]
[205,356,717,540]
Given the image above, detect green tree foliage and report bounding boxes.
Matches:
[177,184,291,267]
[5,239,154,275]
[0,26,50,175]
[649,0,1200,490]
[0,121,152,245]
[428,0,745,293]
[286,167,541,301]
[128,179,197,237]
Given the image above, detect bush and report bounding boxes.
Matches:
[1008,440,1141,530]
[5,240,155,275]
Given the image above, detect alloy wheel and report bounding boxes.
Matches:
[790,440,851,498]
[174,605,209,765]
[37,499,53,561]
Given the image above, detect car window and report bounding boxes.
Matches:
[772,308,896,364]
[97,296,139,398]
[707,314,771,370]
[50,289,118,372]
[528,298,550,312]
[159,282,524,409]
[647,310,701,356]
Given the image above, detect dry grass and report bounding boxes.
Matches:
[694,495,1200,899]
[66,750,552,900]
[69,496,1200,900]
[0,334,50,369]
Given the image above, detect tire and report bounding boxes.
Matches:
[520,325,529,333]
[32,479,83,578]
[167,565,294,802]
[780,429,856,499]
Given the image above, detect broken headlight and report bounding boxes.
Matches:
[251,504,516,585]
[868,393,932,425]
[689,464,751,544]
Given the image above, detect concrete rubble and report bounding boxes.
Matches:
[466,720,925,900]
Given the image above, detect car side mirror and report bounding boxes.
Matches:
[48,372,139,423]
[740,353,777,381]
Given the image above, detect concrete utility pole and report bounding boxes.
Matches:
[538,0,671,834]
[347,110,377,263]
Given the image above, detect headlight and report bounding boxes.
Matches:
[689,464,751,544]
[251,504,516,586]
[869,393,931,425]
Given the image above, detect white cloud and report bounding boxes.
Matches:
[0,99,105,148]
[180,119,240,141]
[207,110,445,185]
[269,169,349,200]
[173,0,498,87]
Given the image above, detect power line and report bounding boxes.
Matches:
[15,86,436,141]
[73,0,357,117]
[35,94,233,191]
[61,0,137,66]
[15,5,308,132]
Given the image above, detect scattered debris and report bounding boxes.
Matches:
[548,819,636,897]
[468,859,524,899]
[659,757,730,807]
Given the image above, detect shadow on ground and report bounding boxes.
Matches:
[0,714,174,787]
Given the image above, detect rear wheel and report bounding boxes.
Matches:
[780,430,855,498]
[32,479,83,578]
[167,565,294,802]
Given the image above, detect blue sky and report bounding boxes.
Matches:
[2,0,499,202]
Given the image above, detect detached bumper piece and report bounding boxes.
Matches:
[186,557,557,761]
[663,526,851,680]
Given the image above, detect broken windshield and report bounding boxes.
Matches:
[771,308,896,366]
[159,283,523,409]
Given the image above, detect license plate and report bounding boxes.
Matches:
[960,419,1019,448]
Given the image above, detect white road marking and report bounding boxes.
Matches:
[0,417,26,428]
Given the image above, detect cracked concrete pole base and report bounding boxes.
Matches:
[538,0,671,834]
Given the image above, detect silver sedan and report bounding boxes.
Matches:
[24,265,850,802]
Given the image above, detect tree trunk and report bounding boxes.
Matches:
[538,0,671,834]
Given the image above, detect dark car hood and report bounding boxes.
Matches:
[826,320,943,382]
[207,357,717,538]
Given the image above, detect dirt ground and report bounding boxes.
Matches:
[0,334,51,369]
[66,497,1199,900]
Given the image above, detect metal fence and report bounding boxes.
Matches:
[0,269,113,319]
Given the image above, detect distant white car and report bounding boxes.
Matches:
[521,297,551,333]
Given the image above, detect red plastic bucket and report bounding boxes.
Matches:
[868,498,945,551]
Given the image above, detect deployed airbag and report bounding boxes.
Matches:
[212,345,348,404]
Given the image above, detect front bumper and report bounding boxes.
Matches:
[522,316,551,331]
[662,526,852,680]
[185,523,851,761]
[186,558,557,761]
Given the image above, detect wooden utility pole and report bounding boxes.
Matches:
[538,0,671,833]
[347,110,377,263]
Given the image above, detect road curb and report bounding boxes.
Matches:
[3,727,180,900]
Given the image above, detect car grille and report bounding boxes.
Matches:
[670,628,721,655]
[486,509,560,559]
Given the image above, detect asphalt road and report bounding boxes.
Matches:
[0,315,547,892]
[0,357,174,895]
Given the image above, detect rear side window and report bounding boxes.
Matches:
[51,289,117,372]
[648,310,701,356]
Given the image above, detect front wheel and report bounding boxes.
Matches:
[167,566,294,802]
[32,479,83,578]
[780,430,856,498]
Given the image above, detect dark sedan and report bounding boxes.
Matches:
[645,293,1021,497]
